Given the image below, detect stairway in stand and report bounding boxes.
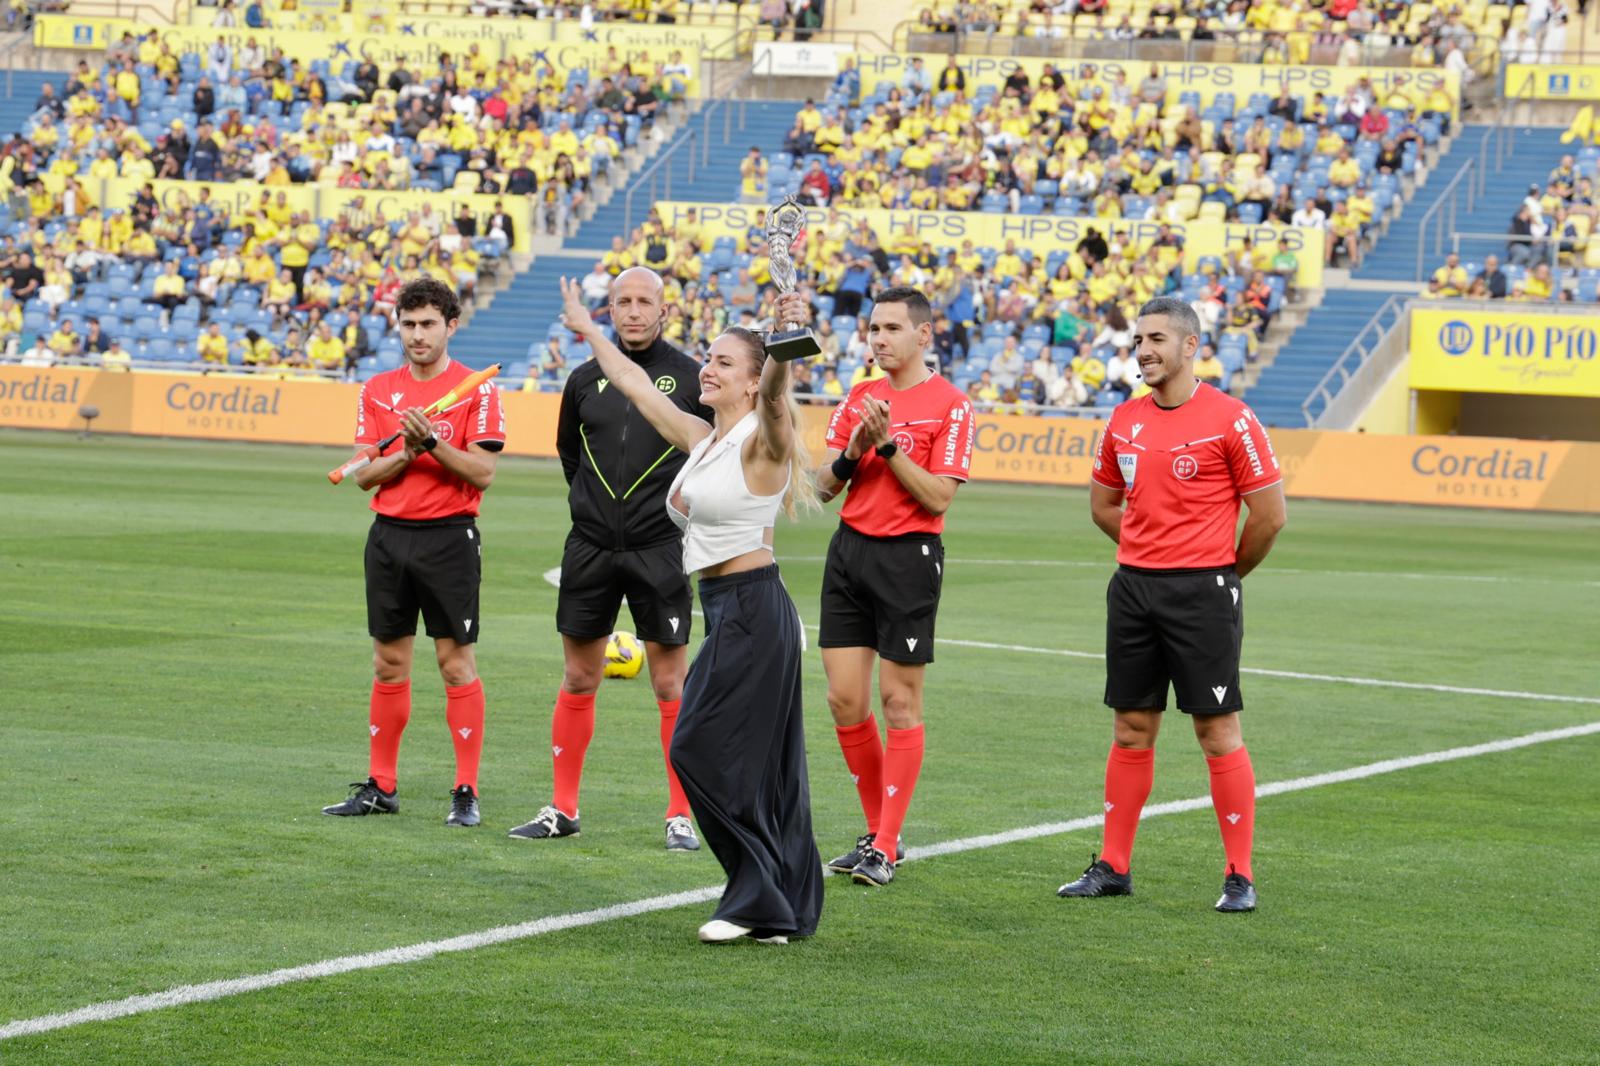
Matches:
[1243,123,1570,429]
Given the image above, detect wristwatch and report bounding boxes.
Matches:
[875,441,898,460]
[420,434,438,452]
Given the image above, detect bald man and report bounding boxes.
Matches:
[509,267,716,850]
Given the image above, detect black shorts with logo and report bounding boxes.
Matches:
[819,523,944,665]
[1104,564,1244,714]
[365,515,482,645]
[557,531,693,646]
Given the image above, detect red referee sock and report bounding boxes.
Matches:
[367,679,411,794]
[875,725,925,861]
[1101,745,1154,875]
[1206,745,1256,882]
[445,678,485,793]
[834,716,884,836]
[658,699,691,820]
[550,689,596,818]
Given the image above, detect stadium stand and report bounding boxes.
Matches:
[4,0,1594,428]
[906,0,1543,73]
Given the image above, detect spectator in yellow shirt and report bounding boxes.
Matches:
[1328,147,1362,189]
[151,259,188,313]
[1431,253,1469,296]
[47,320,83,359]
[989,241,1024,284]
[1195,346,1226,386]
[307,321,347,372]
[197,322,230,365]
[1523,262,1553,300]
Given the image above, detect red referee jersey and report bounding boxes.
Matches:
[355,358,507,520]
[825,372,974,537]
[1092,383,1280,569]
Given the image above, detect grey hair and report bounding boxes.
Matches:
[1137,296,1202,341]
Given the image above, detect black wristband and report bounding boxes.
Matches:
[830,454,860,482]
[420,435,438,452]
[875,441,898,460]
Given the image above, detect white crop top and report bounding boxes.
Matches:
[665,411,788,574]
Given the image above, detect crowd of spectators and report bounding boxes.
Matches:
[533,204,1286,409]
[1425,150,1600,302]
[910,0,1563,70]
[0,182,505,373]
[20,30,687,237]
[748,56,1440,272]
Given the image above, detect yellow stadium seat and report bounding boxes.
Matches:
[1199,201,1227,222]
[1175,184,1202,202]
[452,171,481,193]
[1586,241,1600,268]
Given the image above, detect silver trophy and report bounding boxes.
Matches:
[763,197,822,363]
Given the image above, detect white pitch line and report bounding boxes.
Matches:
[774,556,1600,588]
[928,636,1600,707]
[547,568,1597,706]
[4,720,1598,1043]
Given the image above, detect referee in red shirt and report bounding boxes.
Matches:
[814,287,975,887]
[322,279,505,828]
[1059,295,1285,912]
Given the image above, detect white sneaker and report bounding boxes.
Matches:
[698,919,752,943]
[697,920,788,944]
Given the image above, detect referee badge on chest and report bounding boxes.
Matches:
[1118,452,1137,485]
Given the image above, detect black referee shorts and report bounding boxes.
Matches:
[365,515,482,645]
[819,523,943,665]
[556,531,693,646]
[1104,565,1243,715]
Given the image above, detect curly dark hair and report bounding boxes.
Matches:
[395,277,462,323]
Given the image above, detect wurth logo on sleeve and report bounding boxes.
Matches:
[1234,416,1265,477]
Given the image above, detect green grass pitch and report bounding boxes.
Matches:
[1,427,1597,1065]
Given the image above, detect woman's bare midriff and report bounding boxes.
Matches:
[697,535,775,579]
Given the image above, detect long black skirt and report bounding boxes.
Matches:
[669,564,823,938]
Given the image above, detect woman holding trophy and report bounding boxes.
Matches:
[558,224,823,943]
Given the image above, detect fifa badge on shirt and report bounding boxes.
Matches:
[1118,453,1137,485]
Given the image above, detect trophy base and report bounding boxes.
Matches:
[765,328,822,363]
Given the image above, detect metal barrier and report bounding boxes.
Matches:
[1413,159,1478,282]
[1301,294,1408,428]
[1446,231,1567,281]
[621,127,698,236]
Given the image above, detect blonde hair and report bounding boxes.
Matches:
[721,327,819,520]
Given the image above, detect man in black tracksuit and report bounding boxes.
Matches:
[508,267,714,851]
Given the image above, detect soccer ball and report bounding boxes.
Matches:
[603,630,645,679]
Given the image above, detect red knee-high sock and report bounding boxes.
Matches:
[875,725,925,859]
[658,699,690,819]
[835,715,884,836]
[1101,745,1154,875]
[367,680,411,794]
[1206,745,1256,881]
[445,678,485,792]
[550,689,596,818]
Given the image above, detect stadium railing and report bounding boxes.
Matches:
[1300,293,1407,429]
[1414,162,1483,283]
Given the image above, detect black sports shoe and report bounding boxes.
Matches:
[665,815,701,851]
[507,805,580,840]
[446,785,480,828]
[1057,856,1133,898]
[825,832,906,873]
[1215,869,1257,912]
[850,847,895,886]
[322,778,399,817]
